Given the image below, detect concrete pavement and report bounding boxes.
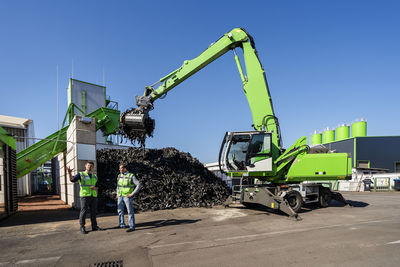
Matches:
[1,192,399,266]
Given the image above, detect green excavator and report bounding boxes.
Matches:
[120,28,352,220]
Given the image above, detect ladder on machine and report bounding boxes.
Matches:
[231,175,244,204]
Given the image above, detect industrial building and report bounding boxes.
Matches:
[0,78,124,215]
[309,120,400,191]
[311,120,400,172]
[0,115,34,196]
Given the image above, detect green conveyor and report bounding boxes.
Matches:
[16,107,120,178]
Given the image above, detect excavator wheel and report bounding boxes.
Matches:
[319,186,332,208]
[284,190,303,213]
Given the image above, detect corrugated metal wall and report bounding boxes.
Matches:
[0,144,18,218]
[1,126,33,196]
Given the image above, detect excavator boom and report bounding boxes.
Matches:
[120,28,281,150]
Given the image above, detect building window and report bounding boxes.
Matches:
[395,162,400,173]
[358,160,370,168]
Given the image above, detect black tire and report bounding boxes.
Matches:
[285,190,303,213]
[319,186,332,208]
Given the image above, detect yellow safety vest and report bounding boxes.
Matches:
[117,172,135,197]
[79,172,98,197]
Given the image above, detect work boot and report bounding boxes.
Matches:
[92,226,102,231]
[80,226,88,234]
[126,228,135,232]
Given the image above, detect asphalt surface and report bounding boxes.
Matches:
[0,192,399,267]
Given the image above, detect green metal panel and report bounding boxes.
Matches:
[227,151,352,183]
[351,121,367,137]
[285,153,351,182]
[336,125,350,141]
[322,130,335,144]
[311,133,322,145]
[0,126,16,150]
[87,107,120,135]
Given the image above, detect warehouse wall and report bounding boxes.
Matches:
[324,136,400,172]
[356,136,400,172]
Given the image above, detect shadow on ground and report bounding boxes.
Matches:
[0,210,117,227]
[101,219,201,231]
[137,219,201,230]
[230,198,369,219]
[330,199,369,207]
[234,203,315,216]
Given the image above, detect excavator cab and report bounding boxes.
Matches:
[219,131,273,175]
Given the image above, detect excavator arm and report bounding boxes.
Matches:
[120,28,281,150]
[118,28,353,219]
[120,27,352,185]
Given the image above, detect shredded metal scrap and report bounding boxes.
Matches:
[97,147,230,212]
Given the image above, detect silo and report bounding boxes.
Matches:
[336,124,350,141]
[351,120,367,137]
[322,128,335,144]
[311,131,322,145]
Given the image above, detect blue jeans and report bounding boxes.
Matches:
[117,196,135,229]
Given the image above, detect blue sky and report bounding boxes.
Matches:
[1,0,399,163]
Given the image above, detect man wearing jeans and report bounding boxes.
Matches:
[117,163,142,232]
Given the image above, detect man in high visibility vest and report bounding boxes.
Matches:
[67,161,101,234]
[117,163,142,232]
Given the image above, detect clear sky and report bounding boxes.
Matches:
[1,0,399,163]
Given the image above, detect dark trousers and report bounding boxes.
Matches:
[79,196,98,227]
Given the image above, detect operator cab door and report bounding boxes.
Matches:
[219,131,273,173]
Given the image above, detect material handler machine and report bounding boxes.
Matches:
[120,28,352,220]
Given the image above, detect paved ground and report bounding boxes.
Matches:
[0,192,399,267]
[17,195,71,211]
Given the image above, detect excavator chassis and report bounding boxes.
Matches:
[228,183,351,221]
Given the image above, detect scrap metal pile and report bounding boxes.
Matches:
[97,147,230,212]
